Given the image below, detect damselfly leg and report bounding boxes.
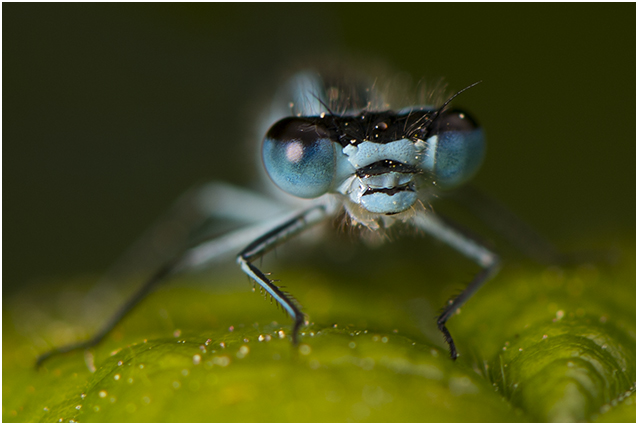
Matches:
[413,211,500,359]
[36,187,327,367]
[237,204,332,344]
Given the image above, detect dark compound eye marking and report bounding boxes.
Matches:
[433,109,479,134]
[265,117,331,149]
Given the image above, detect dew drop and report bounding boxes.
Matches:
[193,354,201,365]
[114,374,120,381]
[236,345,250,359]
[299,344,311,355]
[99,390,107,398]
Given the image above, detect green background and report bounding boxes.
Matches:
[3,3,635,422]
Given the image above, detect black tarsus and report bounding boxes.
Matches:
[436,264,499,360]
[237,206,326,346]
[414,211,500,360]
[36,259,179,368]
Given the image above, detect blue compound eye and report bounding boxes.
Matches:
[428,109,486,189]
[262,117,336,198]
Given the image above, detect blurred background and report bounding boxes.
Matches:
[4,3,635,295]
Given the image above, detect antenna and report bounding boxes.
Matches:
[431,80,482,123]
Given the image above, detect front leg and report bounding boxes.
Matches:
[413,211,500,360]
[237,205,330,344]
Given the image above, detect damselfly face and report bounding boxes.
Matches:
[262,73,485,228]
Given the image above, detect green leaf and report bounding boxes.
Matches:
[3,240,634,422]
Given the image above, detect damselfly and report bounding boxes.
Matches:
[37,65,560,366]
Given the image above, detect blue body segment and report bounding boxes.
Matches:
[361,191,418,214]
[342,139,426,169]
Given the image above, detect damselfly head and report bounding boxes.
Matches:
[262,72,485,229]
